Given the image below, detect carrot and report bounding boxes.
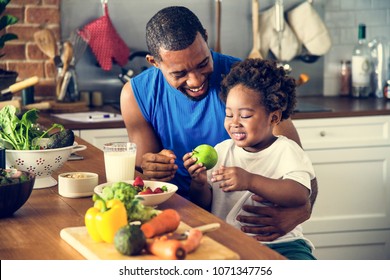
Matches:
[146,236,186,260]
[182,229,203,253]
[141,209,181,238]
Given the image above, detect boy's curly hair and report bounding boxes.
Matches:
[220,59,296,120]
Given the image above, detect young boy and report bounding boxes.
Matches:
[183,59,316,259]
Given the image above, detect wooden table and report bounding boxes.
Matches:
[0,138,285,260]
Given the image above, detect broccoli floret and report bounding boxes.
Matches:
[127,199,158,223]
[101,182,138,209]
[46,129,75,149]
[100,182,158,222]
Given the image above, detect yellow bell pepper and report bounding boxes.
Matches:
[85,194,128,243]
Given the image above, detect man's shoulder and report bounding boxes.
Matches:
[132,66,160,81]
[131,67,164,95]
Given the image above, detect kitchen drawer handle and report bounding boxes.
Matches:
[319,131,326,137]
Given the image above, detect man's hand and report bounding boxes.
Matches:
[237,194,311,242]
[141,149,178,181]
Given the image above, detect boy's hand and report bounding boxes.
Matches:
[211,166,251,192]
[183,152,207,184]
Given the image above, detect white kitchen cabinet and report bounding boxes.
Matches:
[78,128,128,150]
[293,116,390,260]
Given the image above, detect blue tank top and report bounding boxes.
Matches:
[131,51,240,198]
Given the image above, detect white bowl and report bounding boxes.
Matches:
[94,180,178,206]
[58,172,98,198]
[6,143,86,189]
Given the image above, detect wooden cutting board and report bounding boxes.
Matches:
[60,222,240,260]
[24,101,89,113]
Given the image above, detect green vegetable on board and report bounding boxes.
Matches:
[114,224,146,256]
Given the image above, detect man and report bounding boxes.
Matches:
[120,6,318,241]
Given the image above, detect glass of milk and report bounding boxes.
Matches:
[103,142,137,182]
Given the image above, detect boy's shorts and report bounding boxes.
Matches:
[266,239,317,260]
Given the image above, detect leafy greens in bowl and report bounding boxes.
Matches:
[0,105,86,189]
[0,105,72,150]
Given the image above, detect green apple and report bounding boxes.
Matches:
[192,144,218,170]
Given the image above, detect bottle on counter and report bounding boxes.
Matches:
[339,60,351,96]
[351,23,372,98]
[369,37,389,98]
[384,80,390,99]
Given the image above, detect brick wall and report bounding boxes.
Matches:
[1,0,60,98]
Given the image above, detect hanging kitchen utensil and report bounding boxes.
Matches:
[34,29,61,66]
[78,0,130,71]
[247,0,263,59]
[275,0,284,61]
[287,0,332,63]
[214,0,222,53]
[258,4,300,61]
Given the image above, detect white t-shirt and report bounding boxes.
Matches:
[209,136,315,246]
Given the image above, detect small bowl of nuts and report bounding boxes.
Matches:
[58,172,98,198]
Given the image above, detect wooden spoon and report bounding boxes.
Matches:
[61,41,74,75]
[34,29,57,63]
[56,41,74,98]
[214,0,221,53]
[247,0,263,59]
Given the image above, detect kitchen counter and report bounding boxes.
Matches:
[292,96,390,119]
[37,97,390,130]
[0,137,285,260]
[39,105,125,130]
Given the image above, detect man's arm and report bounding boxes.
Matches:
[120,82,162,168]
[120,82,177,180]
[273,118,302,147]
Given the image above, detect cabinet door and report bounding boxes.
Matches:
[306,230,390,260]
[79,128,128,150]
[293,116,390,149]
[303,146,390,234]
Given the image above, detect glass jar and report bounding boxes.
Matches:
[384,80,390,99]
[340,60,351,96]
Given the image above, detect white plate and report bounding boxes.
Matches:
[94,180,178,206]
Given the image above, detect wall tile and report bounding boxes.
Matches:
[340,0,372,10]
[372,0,390,9]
